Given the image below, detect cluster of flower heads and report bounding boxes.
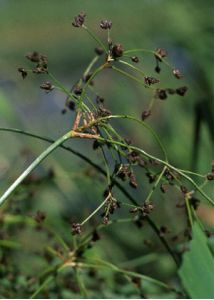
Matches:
[70,12,188,105]
[18,51,48,79]
[18,12,189,121]
[16,13,202,238]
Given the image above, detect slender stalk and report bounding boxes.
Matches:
[49,72,90,112]
[144,166,167,203]
[80,63,106,105]
[83,55,99,78]
[185,196,194,227]
[124,48,174,70]
[112,65,151,89]
[83,25,108,54]
[0,127,108,179]
[80,194,111,226]
[74,259,180,293]
[119,253,157,268]
[118,59,146,77]
[30,276,54,299]
[96,136,214,205]
[75,268,88,298]
[0,127,178,264]
[104,114,168,161]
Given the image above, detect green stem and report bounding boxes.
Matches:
[144,166,167,203]
[119,253,157,268]
[185,196,194,227]
[112,65,151,89]
[80,64,106,105]
[0,132,72,206]
[30,276,54,299]
[104,114,168,161]
[75,268,88,298]
[0,127,177,264]
[83,55,99,78]
[77,259,180,293]
[124,48,174,70]
[83,25,108,54]
[118,59,146,77]
[96,136,214,206]
[80,194,110,226]
[49,72,90,112]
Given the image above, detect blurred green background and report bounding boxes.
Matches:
[0,0,214,298]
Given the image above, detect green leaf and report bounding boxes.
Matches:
[178,222,214,298]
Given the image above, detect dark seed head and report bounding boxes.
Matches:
[146,172,156,183]
[100,20,112,30]
[26,51,40,63]
[141,110,151,121]
[73,86,82,95]
[176,86,188,96]
[67,101,75,111]
[103,216,109,225]
[131,56,139,63]
[95,105,111,118]
[155,65,161,73]
[72,223,82,235]
[96,96,105,104]
[92,230,100,242]
[154,48,167,61]
[34,210,46,224]
[173,69,183,79]
[33,66,48,74]
[26,51,48,64]
[129,172,138,188]
[72,12,86,28]
[180,185,188,194]
[18,68,27,79]
[61,108,67,114]
[112,44,124,58]
[159,225,170,236]
[156,89,167,100]
[83,73,93,85]
[190,197,200,210]
[160,184,168,193]
[93,140,101,150]
[40,81,54,92]
[207,172,214,180]
[144,76,159,86]
[141,202,154,216]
